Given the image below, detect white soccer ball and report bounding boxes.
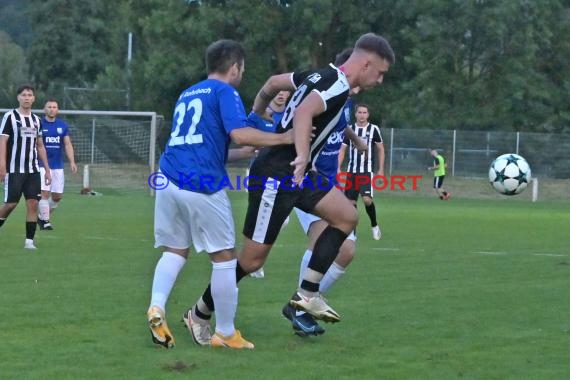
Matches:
[488,153,532,195]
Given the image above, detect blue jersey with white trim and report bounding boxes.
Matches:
[313,99,352,181]
[159,79,247,194]
[40,117,69,169]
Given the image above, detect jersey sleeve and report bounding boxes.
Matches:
[0,113,13,137]
[372,125,383,144]
[291,70,311,88]
[62,120,70,136]
[219,85,247,134]
[37,116,43,137]
[311,72,349,113]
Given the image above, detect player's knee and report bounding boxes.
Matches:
[362,196,373,206]
[340,207,358,229]
[239,257,264,273]
[4,203,18,212]
[49,197,61,208]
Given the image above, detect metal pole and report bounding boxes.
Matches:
[452,129,456,176]
[516,132,520,155]
[149,113,157,196]
[389,127,394,175]
[91,118,96,164]
[126,32,133,110]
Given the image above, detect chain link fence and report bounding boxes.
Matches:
[386,128,570,179]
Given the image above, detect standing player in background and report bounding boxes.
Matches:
[339,104,385,240]
[0,84,52,249]
[37,99,78,231]
[428,149,451,200]
[147,39,292,350]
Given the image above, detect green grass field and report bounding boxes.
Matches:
[1,188,569,379]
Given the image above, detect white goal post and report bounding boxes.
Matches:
[0,108,160,196]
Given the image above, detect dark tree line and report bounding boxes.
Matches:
[1,0,569,133]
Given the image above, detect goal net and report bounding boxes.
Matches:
[0,109,162,195]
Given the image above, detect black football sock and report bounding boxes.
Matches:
[301,226,348,293]
[365,202,378,227]
[26,221,36,240]
[0,218,5,228]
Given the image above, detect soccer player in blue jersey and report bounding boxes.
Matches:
[37,100,77,231]
[147,39,292,350]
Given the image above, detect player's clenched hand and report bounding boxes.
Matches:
[44,170,52,186]
[290,156,308,186]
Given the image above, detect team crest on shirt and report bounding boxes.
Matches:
[57,127,63,134]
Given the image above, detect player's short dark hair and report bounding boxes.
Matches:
[205,39,246,74]
[45,98,59,104]
[17,84,35,95]
[334,48,353,66]
[355,103,369,111]
[355,33,395,64]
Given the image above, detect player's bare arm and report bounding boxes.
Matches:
[291,92,325,185]
[0,135,7,182]
[338,143,347,172]
[376,142,385,176]
[64,136,78,173]
[36,138,52,186]
[252,73,296,115]
[345,127,367,153]
[228,146,256,161]
[230,127,292,147]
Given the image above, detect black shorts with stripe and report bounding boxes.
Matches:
[344,172,373,201]
[4,172,41,203]
[243,170,332,244]
[433,175,445,189]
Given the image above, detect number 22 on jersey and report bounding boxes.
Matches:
[169,98,204,146]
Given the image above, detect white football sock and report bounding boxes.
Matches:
[38,199,50,221]
[48,197,59,210]
[319,261,346,294]
[298,249,312,286]
[149,251,186,311]
[211,258,238,337]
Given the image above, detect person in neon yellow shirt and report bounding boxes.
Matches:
[428,149,451,200]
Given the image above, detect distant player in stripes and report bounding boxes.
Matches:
[339,103,385,240]
[0,85,52,249]
[37,99,78,231]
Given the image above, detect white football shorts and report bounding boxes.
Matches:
[40,168,65,193]
[294,207,356,241]
[154,179,235,254]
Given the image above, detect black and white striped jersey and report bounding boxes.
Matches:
[344,122,383,173]
[0,109,43,173]
[253,63,350,178]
